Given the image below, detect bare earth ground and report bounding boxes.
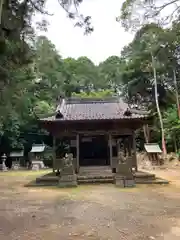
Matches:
[0,170,180,239]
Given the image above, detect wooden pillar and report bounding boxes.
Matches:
[117,139,120,154]
[76,134,79,173]
[53,136,56,173]
[132,132,137,171]
[109,134,113,168]
[128,135,132,156]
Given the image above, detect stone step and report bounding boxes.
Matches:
[34,177,168,186]
[135,176,155,181]
[78,175,113,180]
[78,178,114,184]
[135,178,169,184]
[133,172,156,180]
[25,181,58,187]
[36,177,58,183]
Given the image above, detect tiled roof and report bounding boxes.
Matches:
[30,144,45,153]
[40,97,149,122]
[10,151,24,157]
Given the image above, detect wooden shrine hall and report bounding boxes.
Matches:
[39,97,151,174]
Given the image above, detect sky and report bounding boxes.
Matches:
[35,0,133,65]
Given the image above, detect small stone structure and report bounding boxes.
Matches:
[31,160,45,170]
[30,144,46,170]
[12,162,20,170]
[10,150,24,169]
[59,153,77,187]
[32,163,40,171]
[115,152,135,188]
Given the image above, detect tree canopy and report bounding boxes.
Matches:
[0,0,179,157]
[119,0,180,31]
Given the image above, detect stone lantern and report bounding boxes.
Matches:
[0,154,8,171]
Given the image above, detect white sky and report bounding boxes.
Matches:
[35,0,133,65]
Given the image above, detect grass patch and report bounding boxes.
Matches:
[0,169,51,177]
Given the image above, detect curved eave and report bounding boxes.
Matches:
[39,115,153,124]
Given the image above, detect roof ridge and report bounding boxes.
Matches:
[65,97,120,104]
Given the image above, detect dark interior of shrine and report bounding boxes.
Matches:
[79,135,110,166]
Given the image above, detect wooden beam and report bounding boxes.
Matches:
[54,129,133,137]
[132,132,137,171]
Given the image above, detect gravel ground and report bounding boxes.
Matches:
[0,171,180,240]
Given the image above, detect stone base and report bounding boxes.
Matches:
[124,179,135,187]
[0,163,8,171]
[12,163,20,170]
[115,175,135,188]
[115,176,125,187]
[58,174,78,188]
[32,161,45,169]
[32,164,40,171]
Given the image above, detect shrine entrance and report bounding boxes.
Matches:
[79,135,110,166]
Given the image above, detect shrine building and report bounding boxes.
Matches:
[39,97,151,173]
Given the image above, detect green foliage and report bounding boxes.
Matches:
[72,89,115,98]
[119,0,180,31]
[33,101,55,117]
[163,106,180,149]
[0,0,180,156]
[120,23,179,108]
[98,56,125,92]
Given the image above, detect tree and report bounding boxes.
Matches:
[119,0,180,31]
[164,105,180,152]
[62,56,101,95]
[72,89,115,98]
[98,56,125,92]
[33,35,65,102]
[57,0,93,34]
[119,23,180,153]
[151,50,167,155]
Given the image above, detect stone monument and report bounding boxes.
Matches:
[58,153,77,187]
[0,154,8,171]
[115,152,135,187]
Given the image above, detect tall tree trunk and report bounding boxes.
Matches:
[151,53,167,155]
[173,69,180,119]
[173,135,177,153]
[0,0,4,24]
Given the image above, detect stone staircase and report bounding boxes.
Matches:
[77,166,168,185]
[78,166,114,184]
[34,166,169,186]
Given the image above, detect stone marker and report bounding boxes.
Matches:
[59,153,77,187]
